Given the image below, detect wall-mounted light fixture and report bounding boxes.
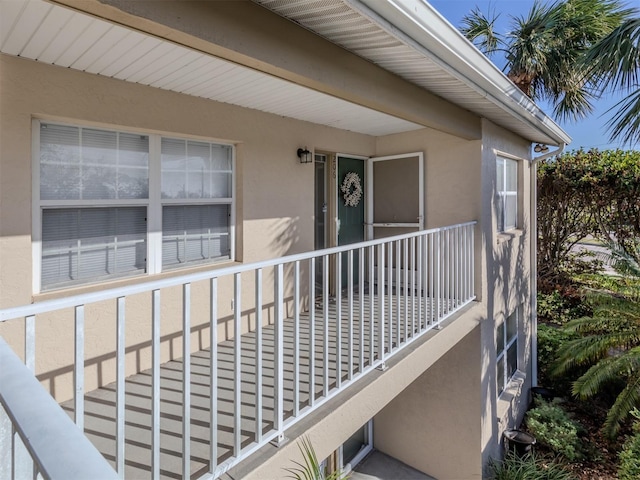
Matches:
[533,143,549,153]
[297,147,312,164]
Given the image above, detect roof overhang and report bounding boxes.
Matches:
[255,0,571,146]
[1,0,571,146]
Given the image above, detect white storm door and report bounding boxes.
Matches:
[366,152,424,240]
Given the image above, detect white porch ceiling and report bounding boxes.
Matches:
[253,0,571,146]
[0,0,423,136]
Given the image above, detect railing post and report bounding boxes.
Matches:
[151,289,160,480]
[255,269,264,441]
[376,244,387,371]
[335,253,342,388]
[233,273,242,456]
[358,247,365,373]
[323,255,329,397]
[347,250,354,381]
[386,242,393,353]
[368,246,375,366]
[209,278,219,473]
[182,283,191,480]
[309,259,316,407]
[395,240,401,343]
[25,316,35,373]
[435,231,442,329]
[272,264,287,446]
[74,305,84,432]
[293,261,300,416]
[116,297,126,478]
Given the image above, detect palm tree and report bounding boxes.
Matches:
[584,18,640,145]
[553,241,640,437]
[461,0,633,122]
[284,436,349,480]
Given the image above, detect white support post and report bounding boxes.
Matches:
[25,316,35,373]
[293,261,300,416]
[182,283,191,480]
[151,289,161,480]
[347,250,354,380]
[309,259,316,407]
[335,253,342,389]
[255,269,263,440]
[233,274,242,457]
[209,278,218,473]
[376,244,387,371]
[272,264,287,447]
[74,305,84,432]
[116,297,125,478]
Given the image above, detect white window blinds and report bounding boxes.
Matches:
[37,122,234,290]
[40,123,149,201]
[41,207,147,287]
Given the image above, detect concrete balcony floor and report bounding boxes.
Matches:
[61,289,456,479]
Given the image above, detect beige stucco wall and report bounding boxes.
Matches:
[0,28,536,479]
[0,53,492,403]
[374,326,483,479]
[0,53,377,401]
[479,118,534,468]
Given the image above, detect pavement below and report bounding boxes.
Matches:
[351,450,437,480]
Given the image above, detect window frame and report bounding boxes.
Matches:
[497,307,519,397]
[32,119,235,293]
[496,155,519,233]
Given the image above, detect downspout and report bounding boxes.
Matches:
[529,142,566,386]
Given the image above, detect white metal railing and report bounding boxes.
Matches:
[0,337,118,480]
[0,221,476,479]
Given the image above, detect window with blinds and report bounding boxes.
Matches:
[497,308,519,396]
[496,157,518,232]
[160,138,232,268]
[37,122,234,291]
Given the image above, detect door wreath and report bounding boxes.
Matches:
[341,172,363,207]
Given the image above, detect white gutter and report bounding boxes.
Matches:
[347,0,572,147]
[529,142,566,386]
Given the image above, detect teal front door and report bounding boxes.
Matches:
[337,156,366,286]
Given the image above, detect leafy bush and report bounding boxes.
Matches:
[537,323,577,392]
[619,409,640,480]
[488,452,576,480]
[537,149,640,280]
[537,291,588,325]
[525,400,584,461]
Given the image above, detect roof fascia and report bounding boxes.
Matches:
[348,0,572,146]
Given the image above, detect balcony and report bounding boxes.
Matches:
[0,222,475,479]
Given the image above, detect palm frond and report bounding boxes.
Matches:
[603,370,640,437]
[284,436,349,480]
[571,353,640,399]
[585,17,640,91]
[553,332,640,375]
[604,88,640,146]
[460,6,503,55]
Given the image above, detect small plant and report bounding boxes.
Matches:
[537,291,588,326]
[525,399,584,461]
[488,451,577,480]
[537,323,579,393]
[284,436,349,480]
[619,409,640,480]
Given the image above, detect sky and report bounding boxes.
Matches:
[429,0,635,151]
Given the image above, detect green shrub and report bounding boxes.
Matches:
[488,451,576,480]
[537,323,577,392]
[537,291,588,326]
[619,409,640,480]
[525,400,583,461]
